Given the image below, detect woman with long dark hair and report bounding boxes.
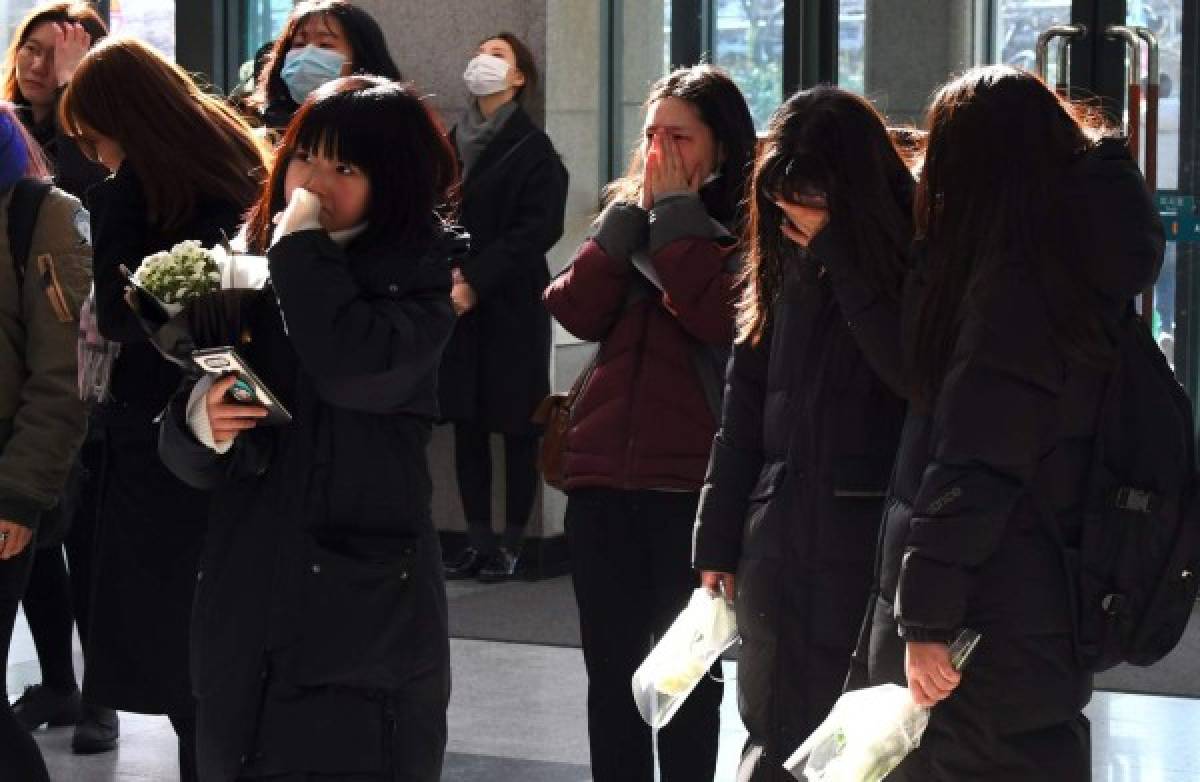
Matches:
[693,86,912,781]
[1,0,113,748]
[59,37,267,780]
[159,75,462,781]
[544,64,756,782]
[249,0,402,132]
[439,31,568,582]
[861,66,1163,780]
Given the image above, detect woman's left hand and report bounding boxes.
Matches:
[53,22,92,88]
[776,200,831,249]
[905,640,961,708]
[654,133,703,196]
[0,520,33,560]
[450,268,477,316]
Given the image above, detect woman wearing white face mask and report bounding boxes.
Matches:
[248,0,401,133]
[438,32,568,583]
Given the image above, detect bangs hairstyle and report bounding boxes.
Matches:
[479,32,537,103]
[59,37,267,231]
[606,64,757,228]
[252,0,401,112]
[244,76,458,254]
[908,65,1113,409]
[739,86,914,346]
[2,1,107,104]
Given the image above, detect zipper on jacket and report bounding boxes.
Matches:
[622,304,651,489]
[239,652,273,771]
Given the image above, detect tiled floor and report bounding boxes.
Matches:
[9,609,1200,781]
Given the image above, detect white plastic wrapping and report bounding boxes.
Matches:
[631,587,739,730]
[784,630,982,782]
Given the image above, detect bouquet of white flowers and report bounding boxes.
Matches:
[631,587,739,730]
[783,630,981,782]
[133,240,222,314]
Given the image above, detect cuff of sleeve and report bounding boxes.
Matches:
[894,548,968,634]
[648,193,732,255]
[589,201,648,261]
[807,221,877,317]
[0,491,44,529]
[897,625,957,643]
[187,375,234,455]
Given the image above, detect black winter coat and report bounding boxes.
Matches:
[693,220,908,780]
[859,141,1164,779]
[159,226,464,781]
[17,93,108,203]
[438,105,568,433]
[83,164,248,715]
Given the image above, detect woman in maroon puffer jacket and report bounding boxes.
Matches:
[543,64,756,782]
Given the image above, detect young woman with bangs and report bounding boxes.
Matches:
[692,86,913,781]
[58,36,267,777]
[250,0,402,133]
[158,75,464,782]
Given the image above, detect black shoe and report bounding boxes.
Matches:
[71,704,119,754]
[477,547,519,583]
[444,546,486,580]
[12,684,82,730]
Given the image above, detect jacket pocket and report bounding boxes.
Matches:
[741,460,787,558]
[293,534,422,691]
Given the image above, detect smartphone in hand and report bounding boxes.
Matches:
[191,347,292,425]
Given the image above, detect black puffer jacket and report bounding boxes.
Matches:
[693,218,908,780]
[860,140,1164,752]
[159,225,465,781]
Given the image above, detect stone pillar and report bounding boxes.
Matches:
[864,0,977,125]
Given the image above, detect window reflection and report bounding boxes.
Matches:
[838,0,865,94]
[714,0,783,130]
[109,0,176,61]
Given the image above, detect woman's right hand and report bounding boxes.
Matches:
[776,199,830,248]
[701,570,736,601]
[206,375,268,445]
[53,22,92,88]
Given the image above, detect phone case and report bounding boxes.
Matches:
[191,347,293,426]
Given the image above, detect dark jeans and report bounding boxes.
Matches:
[566,488,723,782]
[1,545,52,782]
[20,438,102,694]
[453,421,539,551]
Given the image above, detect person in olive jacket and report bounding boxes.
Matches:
[0,104,92,782]
[544,65,756,782]
[59,38,268,774]
[692,87,912,781]
[859,67,1164,781]
[439,32,568,582]
[158,77,462,782]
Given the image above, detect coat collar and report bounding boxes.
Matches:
[455,103,536,189]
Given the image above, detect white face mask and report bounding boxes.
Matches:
[463,53,511,97]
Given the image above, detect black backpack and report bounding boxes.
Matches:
[7,177,83,549]
[1070,306,1200,671]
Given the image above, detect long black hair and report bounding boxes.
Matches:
[252,1,401,118]
[908,65,1112,409]
[607,64,757,229]
[244,76,457,254]
[740,86,913,345]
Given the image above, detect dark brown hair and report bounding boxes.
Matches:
[479,32,537,103]
[606,64,757,229]
[244,76,458,254]
[740,86,913,345]
[2,1,107,104]
[908,65,1113,409]
[252,0,401,116]
[59,37,267,231]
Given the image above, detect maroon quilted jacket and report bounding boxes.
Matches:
[543,194,740,491]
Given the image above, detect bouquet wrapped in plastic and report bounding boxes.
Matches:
[132,240,222,315]
[631,587,739,730]
[783,629,981,782]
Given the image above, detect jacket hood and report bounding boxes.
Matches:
[1060,137,1165,304]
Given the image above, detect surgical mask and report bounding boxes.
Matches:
[281,45,347,104]
[463,54,511,97]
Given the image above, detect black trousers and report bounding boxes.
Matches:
[0,545,52,782]
[20,438,103,693]
[565,488,723,782]
[452,421,539,550]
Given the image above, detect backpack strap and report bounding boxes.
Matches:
[8,177,53,290]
